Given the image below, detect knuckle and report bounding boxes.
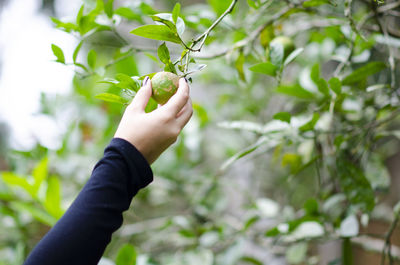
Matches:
[182,92,189,102]
[161,113,173,122]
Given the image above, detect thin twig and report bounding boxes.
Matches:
[370,0,398,91]
[381,211,400,265]
[377,0,400,13]
[345,0,368,41]
[182,0,239,75]
[191,0,239,52]
[195,5,293,60]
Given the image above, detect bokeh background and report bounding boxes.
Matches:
[1,0,400,264]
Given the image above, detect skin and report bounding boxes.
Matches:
[114,77,193,164]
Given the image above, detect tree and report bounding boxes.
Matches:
[1,0,400,264]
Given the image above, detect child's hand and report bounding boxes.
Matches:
[114,77,193,164]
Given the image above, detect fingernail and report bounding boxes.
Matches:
[143,76,150,86]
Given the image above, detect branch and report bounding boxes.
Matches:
[377,0,400,13]
[195,5,293,60]
[381,211,400,265]
[345,0,367,41]
[190,0,239,52]
[370,0,397,91]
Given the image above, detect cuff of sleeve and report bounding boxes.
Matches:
[108,138,153,190]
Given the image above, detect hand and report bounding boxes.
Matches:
[114,77,193,164]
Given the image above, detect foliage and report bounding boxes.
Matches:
[1,0,400,264]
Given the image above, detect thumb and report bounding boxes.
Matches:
[129,76,152,111]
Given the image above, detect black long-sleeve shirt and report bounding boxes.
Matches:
[24,138,153,265]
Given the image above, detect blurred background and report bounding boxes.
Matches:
[1,0,400,264]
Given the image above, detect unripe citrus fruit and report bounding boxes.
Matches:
[270,36,295,59]
[151,72,180,105]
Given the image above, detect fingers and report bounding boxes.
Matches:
[164,78,189,115]
[176,99,193,128]
[128,76,152,111]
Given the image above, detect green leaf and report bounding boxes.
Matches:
[51,44,65,64]
[273,112,291,123]
[95,93,129,104]
[145,52,161,65]
[284,48,304,66]
[116,244,137,265]
[115,74,141,91]
[104,0,114,18]
[207,0,232,16]
[260,25,275,48]
[286,243,308,264]
[249,62,278,77]
[153,13,185,36]
[139,2,158,15]
[310,64,320,84]
[366,84,388,92]
[221,137,268,171]
[243,215,260,231]
[172,3,181,24]
[265,216,321,237]
[303,0,331,7]
[51,17,78,32]
[336,156,375,212]
[164,62,177,74]
[240,256,263,265]
[317,78,330,96]
[87,49,97,69]
[76,4,84,25]
[193,103,209,128]
[342,62,386,85]
[32,157,48,195]
[151,15,177,32]
[1,172,35,197]
[304,198,319,216]
[130,25,181,44]
[247,0,260,9]
[115,7,142,21]
[73,41,83,63]
[299,113,320,132]
[10,201,56,226]
[235,52,246,81]
[276,84,315,99]
[44,176,64,219]
[157,42,171,64]
[145,97,158,113]
[186,64,207,76]
[329,77,342,94]
[282,153,302,174]
[310,64,329,96]
[269,41,284,67]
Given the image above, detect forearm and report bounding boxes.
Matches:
[24,138,153,265]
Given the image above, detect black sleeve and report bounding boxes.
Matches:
[24,138,153,265]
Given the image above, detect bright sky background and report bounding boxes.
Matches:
[0,0,80,150]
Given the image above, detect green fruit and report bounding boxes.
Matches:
[151,72,180,105]
[270,36,295,59]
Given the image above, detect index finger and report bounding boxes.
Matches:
[163,78,190,115]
